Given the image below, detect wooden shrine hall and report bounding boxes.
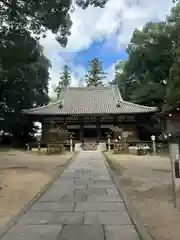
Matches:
[23,85,157,144]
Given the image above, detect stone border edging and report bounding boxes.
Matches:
[0,152,78,239]
[103,152,156,240]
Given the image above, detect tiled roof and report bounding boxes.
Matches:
[23,85,158,115]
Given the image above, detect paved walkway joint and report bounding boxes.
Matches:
[1,151,140,240]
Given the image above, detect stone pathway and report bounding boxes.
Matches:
[1,151,140,240]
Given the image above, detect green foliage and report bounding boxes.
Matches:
[85,58,106,87]
[0,0,108,146]
[0,0,108,47]
[47,125,73,153]
[112,3,180,111]
[165,4,180,108]
[111,4,180,138]
[55,65,71,98]
[110,60,133,101]
[0,28,50,146]
[126,21,170,108]
[110,126,130,154]
[110,126,123,139]
[48,127,69,143]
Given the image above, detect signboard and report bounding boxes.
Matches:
[100,116,113,121]
[117,116,135,121]
[67,116,79,121]
[84,116,96,121]
[100,124,113,128]
[84,125,96,129]
[67,125,80,129]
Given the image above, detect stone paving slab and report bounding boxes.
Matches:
[1,225,62,240]
[17,212,84,225]
[106,188,121,197]
[75,202,126,212]
[38,193,66,202]
[73,179,96,185]
[75,188,106,196]
[87,184,116,190]
[87,195,123,202]
[105,225,140,240]
[58,225,104,240]
[31,202,75,212]
[1,151,140,240]
[60,193,87,202]
[84,211,132,225]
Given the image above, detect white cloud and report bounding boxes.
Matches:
[40,0,173,94]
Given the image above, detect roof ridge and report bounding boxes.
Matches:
[68,86,111,90]
[120,100,158,109]
[22,100,61,112]
[60,86,69,104]
[112,84,123,100]
[111,85,119,103]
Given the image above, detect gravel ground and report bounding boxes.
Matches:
[0,150,73,226]
[105,152,180,240]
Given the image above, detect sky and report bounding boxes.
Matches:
[40,0,173,97]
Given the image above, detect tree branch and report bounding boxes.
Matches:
[0,0,11,8]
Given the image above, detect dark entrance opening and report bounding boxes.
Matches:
[84,128,97,139]
[101,128,109,139]
[70,129,80,141]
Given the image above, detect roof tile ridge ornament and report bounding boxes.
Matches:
[117,99,121,107]
[58,99,63,109]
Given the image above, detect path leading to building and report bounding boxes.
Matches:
[1,151,140,240]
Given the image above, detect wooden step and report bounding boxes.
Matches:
[82,141,98,150]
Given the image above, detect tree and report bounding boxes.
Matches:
[0,28,50,146]
[125,21,172,108]
[111,4,180,139]
[85,58,106,87]
[111,22,172,139]
[164,3,180,107]
[120,4,180,110]
[55,65,71,98]
[0,0,108,47]
[110,60,133,101]
[47,125,69,153]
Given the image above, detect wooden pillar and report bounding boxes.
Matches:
[41,121,50,143]
[113,115,117,126]
[80,117,84,142]
[97,117,101,142]
[63,116,67,129]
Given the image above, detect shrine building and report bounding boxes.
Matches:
[23,85,157,143]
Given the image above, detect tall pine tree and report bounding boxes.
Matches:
[85,58,106,87]
[55,65,71,98]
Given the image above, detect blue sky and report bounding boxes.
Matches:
[57,41,128,72]
[70,41,128,70]
[40,0,173,96]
